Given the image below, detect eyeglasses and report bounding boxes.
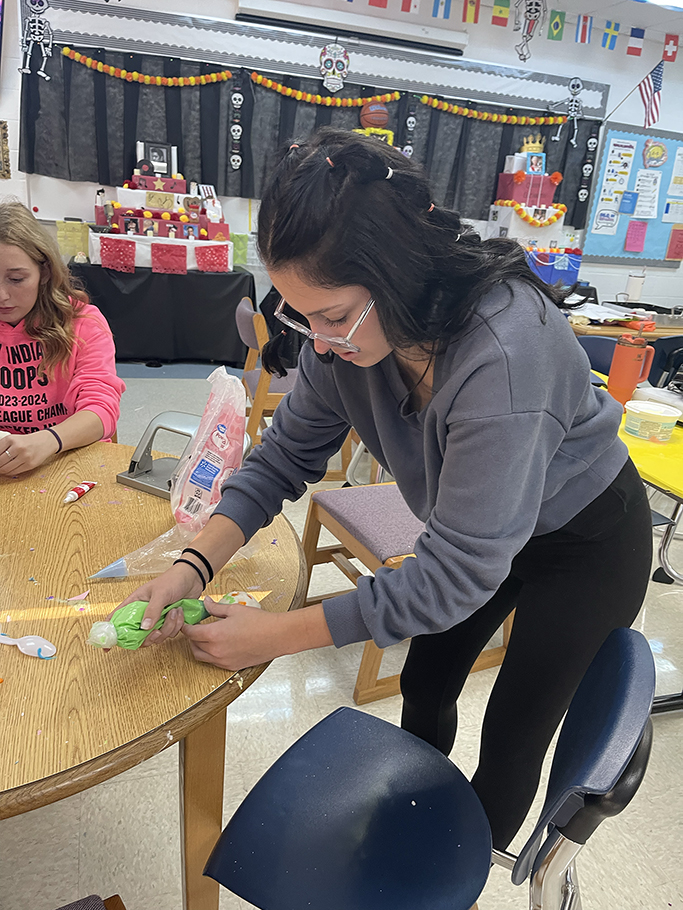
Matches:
[274,296,375,353]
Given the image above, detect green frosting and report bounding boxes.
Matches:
[90,599,209,650]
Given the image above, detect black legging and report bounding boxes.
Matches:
[400,458,653,850]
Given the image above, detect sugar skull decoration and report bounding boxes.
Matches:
[319,44,350,94]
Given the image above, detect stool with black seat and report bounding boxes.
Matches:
[204,627,655,910]
[301,482,514,705]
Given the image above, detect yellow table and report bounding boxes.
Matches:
[0,442,306,909]
[618,417,683,714]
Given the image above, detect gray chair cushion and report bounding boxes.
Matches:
[235,297,258,350]
[312,483,424,563]
[244,368,298,398]
[54,897,107,910]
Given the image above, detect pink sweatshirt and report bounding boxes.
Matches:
[0,303,125,439]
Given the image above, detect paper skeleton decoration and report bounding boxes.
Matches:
[319,44,350,93]
[19,0,53,81]
[548,77,584,148]
[513,0,547,62]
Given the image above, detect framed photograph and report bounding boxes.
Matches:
[136,141,178,176]
[532,207,547,221]
[183,224,198,240]
[124,218,140,235]
[526,153,546,176]
[142,218,158,235]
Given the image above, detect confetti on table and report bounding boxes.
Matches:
[29,548,34,552]
[39,489,47,494]
[108,500,122,505]
[271,539,278,545]
[67,590,90,602]
[28,577,38,584]
[37,729,42,735]
[45,596,54,601]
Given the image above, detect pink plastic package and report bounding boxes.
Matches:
[171,367,246,533]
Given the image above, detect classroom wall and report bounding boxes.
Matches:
[0,0,681,307]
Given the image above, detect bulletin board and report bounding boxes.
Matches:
[583,122,683,267]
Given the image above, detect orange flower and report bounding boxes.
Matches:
[513,170,527,185]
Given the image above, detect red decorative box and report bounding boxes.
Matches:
[496,174,557,207]
[207,222,230,241]
[130,175,187,194]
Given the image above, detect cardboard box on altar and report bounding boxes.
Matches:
[115,213,215,238]
[88,232,234,271]
[129,174,187,193]
[486,204,566,245]
[495,173,557,207]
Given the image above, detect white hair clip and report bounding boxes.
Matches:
[386,167,394,180]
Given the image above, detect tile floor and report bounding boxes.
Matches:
[1,370,682,910]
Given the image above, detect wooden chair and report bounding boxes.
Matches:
[301,482,514,705]
[54,895,127,910]
[235,296,352,481]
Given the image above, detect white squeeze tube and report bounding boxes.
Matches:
[90,368,259,579]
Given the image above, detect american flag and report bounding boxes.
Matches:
[638,60,664,128]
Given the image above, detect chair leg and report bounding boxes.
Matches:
[355,611,517,706]
[322,431,355,482]
[301,501,323,589]
[353,640,401,705]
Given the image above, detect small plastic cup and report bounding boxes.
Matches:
[624,400,682,444]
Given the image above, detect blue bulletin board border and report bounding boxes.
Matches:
[583,122,683,267]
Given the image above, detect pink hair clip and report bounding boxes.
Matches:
[326,156,335,168]
[289,143,300,150]
[428,203,435,213]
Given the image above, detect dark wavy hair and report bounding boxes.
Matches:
[257,127,571,376]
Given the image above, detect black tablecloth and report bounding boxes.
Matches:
[69,262,255,365]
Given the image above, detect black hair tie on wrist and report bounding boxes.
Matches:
[181,547,215,583]
[45,426,63,453]
[173,558,207,589]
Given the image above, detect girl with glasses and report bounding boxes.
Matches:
[119,128,652,853]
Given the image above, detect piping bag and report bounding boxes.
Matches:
[87,591,260,651]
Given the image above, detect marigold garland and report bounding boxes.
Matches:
[418,95,566,126]
[62,46,232,85]
[494,199,567,228]
[251,71,400,107]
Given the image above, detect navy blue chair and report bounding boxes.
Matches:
[577,335,617,379]
[205,628,655,910]
[649,335,683,387]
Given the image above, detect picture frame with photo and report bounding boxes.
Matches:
[135,141,178,176]
[526,153,546,176]
[183,224,198,240]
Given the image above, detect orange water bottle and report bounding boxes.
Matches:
[607,333,655,409]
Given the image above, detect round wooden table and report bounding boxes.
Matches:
[0,442,306,910]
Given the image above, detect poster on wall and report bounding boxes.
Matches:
[632,169,662,219]
[590,137,637,236]
[667,148,683,198]
[585,123,683,265]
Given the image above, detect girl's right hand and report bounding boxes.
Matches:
[110,562,206,646]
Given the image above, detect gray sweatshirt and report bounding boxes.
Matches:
[216,280,628,649]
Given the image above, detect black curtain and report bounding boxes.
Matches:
[19,47,597,227]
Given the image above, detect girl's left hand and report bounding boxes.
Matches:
[180,596,290,670]
[0,430,59,475]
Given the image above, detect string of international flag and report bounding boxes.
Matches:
[368,0,679,62]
